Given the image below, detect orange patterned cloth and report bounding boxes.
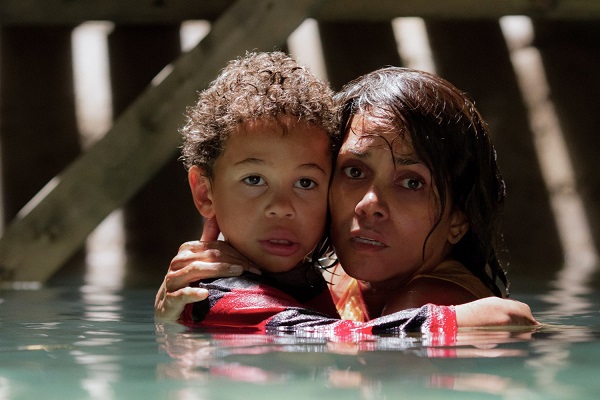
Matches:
[324,264,370,322]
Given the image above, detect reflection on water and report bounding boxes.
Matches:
[156,323,543,395]
[0,284,599,400]
[152,302,599,399]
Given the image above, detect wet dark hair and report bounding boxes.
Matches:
[180,51,340,177]
[334,67,509,297]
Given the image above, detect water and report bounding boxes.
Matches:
[1,283,599,400]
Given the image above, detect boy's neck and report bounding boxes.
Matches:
[258,262,326,304]
[262,262,322,289]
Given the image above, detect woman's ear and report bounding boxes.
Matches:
[188,166,215,219]
[448,209,469,244]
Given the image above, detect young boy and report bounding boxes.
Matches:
[175,51,343,326]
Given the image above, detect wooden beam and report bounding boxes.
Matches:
[316,0,600,20]
[0,0,599,25]
[0,0,325,284]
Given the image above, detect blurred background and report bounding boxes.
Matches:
[0,1,598,309]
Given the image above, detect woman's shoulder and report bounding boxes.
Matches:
[381,260,494,314]
[414,260,493,298]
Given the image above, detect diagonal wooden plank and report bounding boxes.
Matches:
[0,0,326,284]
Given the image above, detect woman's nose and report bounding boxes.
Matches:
[355,188,388,220]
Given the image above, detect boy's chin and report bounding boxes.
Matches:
[259,257,307,275]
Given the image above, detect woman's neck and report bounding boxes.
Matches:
[357,280,394,318]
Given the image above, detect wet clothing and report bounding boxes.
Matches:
[328,260,493,322]
[327,265,370,322]
[179,270,457,340]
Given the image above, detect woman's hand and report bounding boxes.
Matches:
[154,218,259,321]
[454,297,540,327]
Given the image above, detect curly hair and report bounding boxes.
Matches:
[335,67,509,297]
[180,51,340,177]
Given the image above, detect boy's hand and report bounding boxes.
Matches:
[154,218,259,321]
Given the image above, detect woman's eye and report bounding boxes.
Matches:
[295,178,317,190]
[342,166,364,179]
[400,178,423,190]
[243,175,265,186]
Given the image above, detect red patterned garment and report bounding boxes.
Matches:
[178,272,457,342]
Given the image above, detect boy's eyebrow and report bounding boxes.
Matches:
[234,157,264,166]
[299,163,328,175]
[235,158,328,175]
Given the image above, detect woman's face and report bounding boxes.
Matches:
[329,113,462,288]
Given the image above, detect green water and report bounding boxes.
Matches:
[1,283,599,400]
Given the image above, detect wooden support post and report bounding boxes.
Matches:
[318,21,401,90]
[0,27,80,223]
[533,21,600,261]
[108,25,199,286]
[425,20,564,283]
[0,26,88,284]
[0,0,326,284]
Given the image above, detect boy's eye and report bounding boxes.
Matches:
[243,175,266,186]
[295,178,317,190]
[342,166,364,179]
[400,177,423,190]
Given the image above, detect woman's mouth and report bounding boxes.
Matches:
[352,236,386,247]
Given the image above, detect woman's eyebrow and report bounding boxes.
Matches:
[394,156,421,166]
[348,148,370,158]
[348,147,421,166]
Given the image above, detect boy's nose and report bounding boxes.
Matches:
[266,191,295,219]
[355,187,388,220]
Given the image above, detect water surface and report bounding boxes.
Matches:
[1,283,599,400]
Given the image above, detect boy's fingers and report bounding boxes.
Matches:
[179,286,209,302]
[164,262,246,293]
[200,217,220,242]
[186,261,245,277]
[155,287,209,321]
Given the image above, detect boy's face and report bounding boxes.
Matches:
[329,113,464,288]
[204,117,331,273]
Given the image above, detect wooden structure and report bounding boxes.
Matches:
[0,0,599,287]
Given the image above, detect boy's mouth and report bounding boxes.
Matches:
[260,235,301,257]
[268,239,293,245]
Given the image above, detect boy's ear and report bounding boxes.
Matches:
[448,209,469,244]
[188,166,215,219]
